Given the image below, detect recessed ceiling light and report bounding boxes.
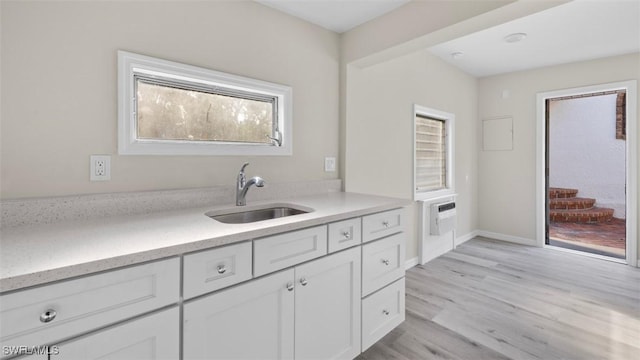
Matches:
[504,32,527,43]
[450,52,464,60]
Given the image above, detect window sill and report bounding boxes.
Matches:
[414,189,456,202]
[119,139,292,156]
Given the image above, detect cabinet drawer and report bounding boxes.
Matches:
[328,218,362,253]
[183,241,252,299]
[254,226,327,277]
[362,233,405,296]
[53,307,179,360]
[362,208,405,243]
[362,278,405,352]
[0,258,179,352]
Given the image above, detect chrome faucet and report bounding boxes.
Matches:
[236,162,265,206]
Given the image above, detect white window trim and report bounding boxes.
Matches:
[117,51,293,156]
[413,105,455,201]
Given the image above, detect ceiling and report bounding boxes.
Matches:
[255,0,639,77]
[429,0,640,77]
[255,0,410,33]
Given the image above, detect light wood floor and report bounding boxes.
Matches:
[358,237,640,360]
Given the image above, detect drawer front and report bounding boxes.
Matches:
[183,242,252,299]
[327,218,362,253]
[362,208,405,243]
[0,258,179,352]
[254,226,327,277]
[361,278,405,352]
[362,233,405,296]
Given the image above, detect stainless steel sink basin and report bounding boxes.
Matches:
[205,204,312,224]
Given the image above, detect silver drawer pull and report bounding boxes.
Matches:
[299,277,308,286]
[286,282,294,292]
[217,265,227,274]
[382,221,390,228]
[381,259,390,266]
[40,309,57,323]
[382,309,390,316]
[342,231,351,239]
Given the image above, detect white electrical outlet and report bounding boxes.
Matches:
[324,157,336,172]
[90,155,111,181]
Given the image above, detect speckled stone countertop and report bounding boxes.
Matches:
[0,192,408,293]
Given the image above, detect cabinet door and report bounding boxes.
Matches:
[294,247,361,360]
[52,307,179,360]
[183,269,295,360]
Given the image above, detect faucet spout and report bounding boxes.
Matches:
[236,163,265,206]
[249,176,266,188]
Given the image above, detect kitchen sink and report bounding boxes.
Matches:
[205,204,312,224]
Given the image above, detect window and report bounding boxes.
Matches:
[118,51,292,155]
[414,105,454,200]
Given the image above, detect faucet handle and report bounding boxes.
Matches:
[239,162,250,174]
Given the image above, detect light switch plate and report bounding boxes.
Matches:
[324,157,336,172]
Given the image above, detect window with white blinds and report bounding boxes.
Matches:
[414,105,455,200]
[415,115,446,192]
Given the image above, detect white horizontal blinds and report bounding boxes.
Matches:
[415,114,446,192]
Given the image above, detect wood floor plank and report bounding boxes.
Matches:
[359,238,640,360]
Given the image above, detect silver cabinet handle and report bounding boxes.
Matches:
[286,282,294,292]
[40,309,57,323]
[217,265,227,274]
[382,309,390,316]
[382,221,390,228]
[381,259,390,266]
[342,231,351,239]
[299,277,308,286]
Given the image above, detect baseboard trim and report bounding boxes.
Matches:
[476,230,537,246]
[455,230,478,247]
[412,230,537,268]
[405,257,419,270]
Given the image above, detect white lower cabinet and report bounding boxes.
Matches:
[0,258,179,354]
[52,307,179,360]
[183,269,295,360]
[183,246,361,360]
[2,207,406,360]
[295,246,361,360]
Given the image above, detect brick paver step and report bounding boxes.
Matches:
[549,197,596,210]
[549,187,579,199]
[550,207,614,223]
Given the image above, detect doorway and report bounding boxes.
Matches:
[536,81,637,266]
[546,92,626,259]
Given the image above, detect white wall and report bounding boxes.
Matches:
[549,95,626,218]
[345,50,478,261]
[0,1,340,199]
[478,53,639,257]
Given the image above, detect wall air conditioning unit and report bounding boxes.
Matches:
[430,202,456,235]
